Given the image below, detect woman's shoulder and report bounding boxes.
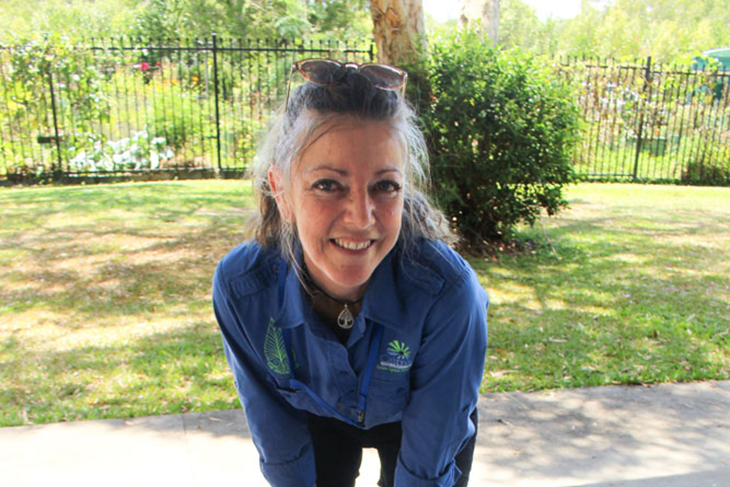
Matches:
[398,239,478,294]
[390,239,487,326]
[214,240,281,299]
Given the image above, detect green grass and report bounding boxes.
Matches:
[0,180,254,426]
[475,183,729,392]
[1,181,728,427]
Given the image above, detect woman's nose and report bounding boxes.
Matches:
[343,188,376,228]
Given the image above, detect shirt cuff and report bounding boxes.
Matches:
[394,457,462,487]
[260,443,316,487]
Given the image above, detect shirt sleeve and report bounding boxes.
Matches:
[212,265,316,487]
[395,269,489,487]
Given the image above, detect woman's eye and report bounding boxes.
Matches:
[374,180,402,194]
[312,179,339,192]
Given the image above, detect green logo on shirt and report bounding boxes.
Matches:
[388,340,411,358]
[264,318,290,375]
[378,340,413,373]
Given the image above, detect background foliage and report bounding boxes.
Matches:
[3,1,728,64]
[431,0,730,65]
[0,0,373,43]
[423,29,580,246]
[0,36,372,179]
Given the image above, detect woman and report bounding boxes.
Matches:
[213,59,488,487]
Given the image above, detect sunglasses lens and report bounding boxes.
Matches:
[293,59,407,93]
[298,59,342,85]
[360,64,406,89]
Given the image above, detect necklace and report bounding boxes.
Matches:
[304,274,364,330]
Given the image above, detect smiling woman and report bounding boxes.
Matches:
[212,59,489,487]
[269,120,405,301]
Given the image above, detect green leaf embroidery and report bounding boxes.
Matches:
[264,318,290,375]
[387,340,411,357]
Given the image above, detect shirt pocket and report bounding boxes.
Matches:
[367,374,411,424]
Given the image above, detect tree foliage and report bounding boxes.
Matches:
[0,0,373,43]
[422,29,580,246]
[497,0,730,64]
[460,0,501,44]
[4,0,727,66]
[0,0,141,41]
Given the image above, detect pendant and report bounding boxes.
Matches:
[337,304,354,329]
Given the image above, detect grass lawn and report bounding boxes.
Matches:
[1,181,728,427]
[474,183,729,392]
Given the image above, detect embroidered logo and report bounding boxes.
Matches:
[377,340,413,373]
[264,318,290,375]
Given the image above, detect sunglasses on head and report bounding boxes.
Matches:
[285,58,408,109]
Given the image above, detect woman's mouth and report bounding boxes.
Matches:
[333,238,373,251]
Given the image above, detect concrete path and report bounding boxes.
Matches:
[1,381,728,487]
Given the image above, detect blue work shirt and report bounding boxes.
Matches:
[212,238,488,487]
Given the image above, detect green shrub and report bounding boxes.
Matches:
[151,93,203,152]
[681,142,730,186]
[1,35,112,174]
[422,30,580,247]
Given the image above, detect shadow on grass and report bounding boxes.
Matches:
[0,182,254,426]
[1,182,728,425]
[0,321,238,427]
[0,186,251,320]
[472,205,729,391]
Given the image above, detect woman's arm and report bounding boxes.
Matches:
[213,265,317,487]
[395,269,488,487]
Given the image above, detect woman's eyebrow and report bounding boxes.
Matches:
[304,165,403,176]
[375,168,403,176]
[304,165,348,176]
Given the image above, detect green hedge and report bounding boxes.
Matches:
[423,30,581,246]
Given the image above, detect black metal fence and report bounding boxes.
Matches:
[1,39,728,185]
[0,36,373,183]
[561,56,729,183]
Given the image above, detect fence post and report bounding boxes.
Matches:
[633,56,652,180]
[212,33,223,171]
[47,70,63,176]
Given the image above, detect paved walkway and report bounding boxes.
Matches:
[1,381,728,486]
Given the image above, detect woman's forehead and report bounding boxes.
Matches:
[291,115,406,172]
[300,112,396,143]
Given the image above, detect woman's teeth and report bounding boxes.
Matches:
[334,239,371,250]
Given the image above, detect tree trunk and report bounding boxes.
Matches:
[369,0,427,66]
[460,0,500,44]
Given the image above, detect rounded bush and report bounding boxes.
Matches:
[422,30,580,247]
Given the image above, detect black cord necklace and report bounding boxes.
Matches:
[303,270,363,330]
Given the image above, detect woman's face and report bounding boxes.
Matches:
[270,119,405,301]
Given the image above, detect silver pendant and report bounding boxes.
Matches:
[337,305,354,329]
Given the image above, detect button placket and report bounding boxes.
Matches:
[329,341,358,406]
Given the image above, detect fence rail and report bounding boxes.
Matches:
[561,56,729,184]
[1,38,728,185]
[0,36,373,183]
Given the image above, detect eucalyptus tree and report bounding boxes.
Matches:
[460,0,500,45]
[369,0,427,66]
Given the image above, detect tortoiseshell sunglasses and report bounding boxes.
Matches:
[285,58,408,108]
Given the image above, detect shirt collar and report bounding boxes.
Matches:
[361,250,409,332]
[273,258,309,329]
[273,247,411,332]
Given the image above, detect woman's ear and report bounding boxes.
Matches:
[268,166,293,223]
